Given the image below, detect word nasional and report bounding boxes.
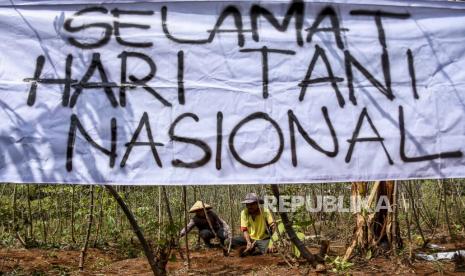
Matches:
[23,1,463,172]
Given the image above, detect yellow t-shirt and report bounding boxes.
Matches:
[240,208,274,240]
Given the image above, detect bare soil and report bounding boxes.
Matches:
[0,242,464,275]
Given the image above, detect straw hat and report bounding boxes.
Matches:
[189,201,212,213]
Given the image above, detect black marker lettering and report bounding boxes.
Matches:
[206,6,246,47]
[118,51,171,107]
[216,112,223,170]
[347,10,410,105]
[240,47,295,99]
[70,53,118,108]
[299,45,345,107]
[399,106,462,162]
[120,112,164,168]
[306,6,348,50]
[177,50,185,105]
[66,114,117,171]
[64,6,112,49]
[162,6,247,47]
[229,112,284,168]
[345,108,394,165]
[169,113,212,168]
[288,107,338,167]
[344,49,394,105]
[161,6,208,44]
[24,55,76,107]
[350,10,410,48]
[111,8,154,48]
[407,49,419,100]
[250,0,304,46]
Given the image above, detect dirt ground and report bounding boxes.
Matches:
[0,243,464,275]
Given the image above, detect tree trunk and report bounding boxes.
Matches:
[161,186,174,228]
[157,186,162,240]
[105,185,166,276]
[271,184,322,268]
[344,181,402,260]
[373,180,402,250]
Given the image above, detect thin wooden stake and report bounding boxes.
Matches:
[79,185,94,271]
[391,180,398,253]
[93,187,104,247]
[200,201,229,255]
[406,180,426,247]
[267,209,294,268]
[37,187,47,244]
[158,186,162,240]
[161,186,184,260]
[26,185,34,241]
[182,186,190,268]
[227,186,235,237]
[71,185,76,243]
[441,179,455,241]
[401,190,413,260]
[12,185,26,248]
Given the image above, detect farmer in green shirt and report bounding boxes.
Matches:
[232,193,276,255]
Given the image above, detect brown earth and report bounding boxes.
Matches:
[0,243,464,275]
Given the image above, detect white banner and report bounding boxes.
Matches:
[0,0,464,185]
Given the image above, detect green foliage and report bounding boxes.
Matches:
[169,252,177,262]
[326,256,354,273]
[0,231,16,247]
[291,205,314,229]
[432,260,444,274]
[271,222,305,257]
[0,180,464,264]
[116,238,143,259]
[365,249,372,260]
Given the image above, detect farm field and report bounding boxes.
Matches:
[1,181,464,275]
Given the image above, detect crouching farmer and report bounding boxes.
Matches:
[232,193,276,255]
[179,201,231,248]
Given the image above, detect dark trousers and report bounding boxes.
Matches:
[231,236,270,254]
[199,229,226,246]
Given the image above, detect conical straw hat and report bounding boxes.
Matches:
[189,201,212,213]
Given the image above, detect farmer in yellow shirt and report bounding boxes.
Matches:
[232,193,276,255]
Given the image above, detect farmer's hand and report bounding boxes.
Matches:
[267,244,277,253]
[246,241,254,251]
